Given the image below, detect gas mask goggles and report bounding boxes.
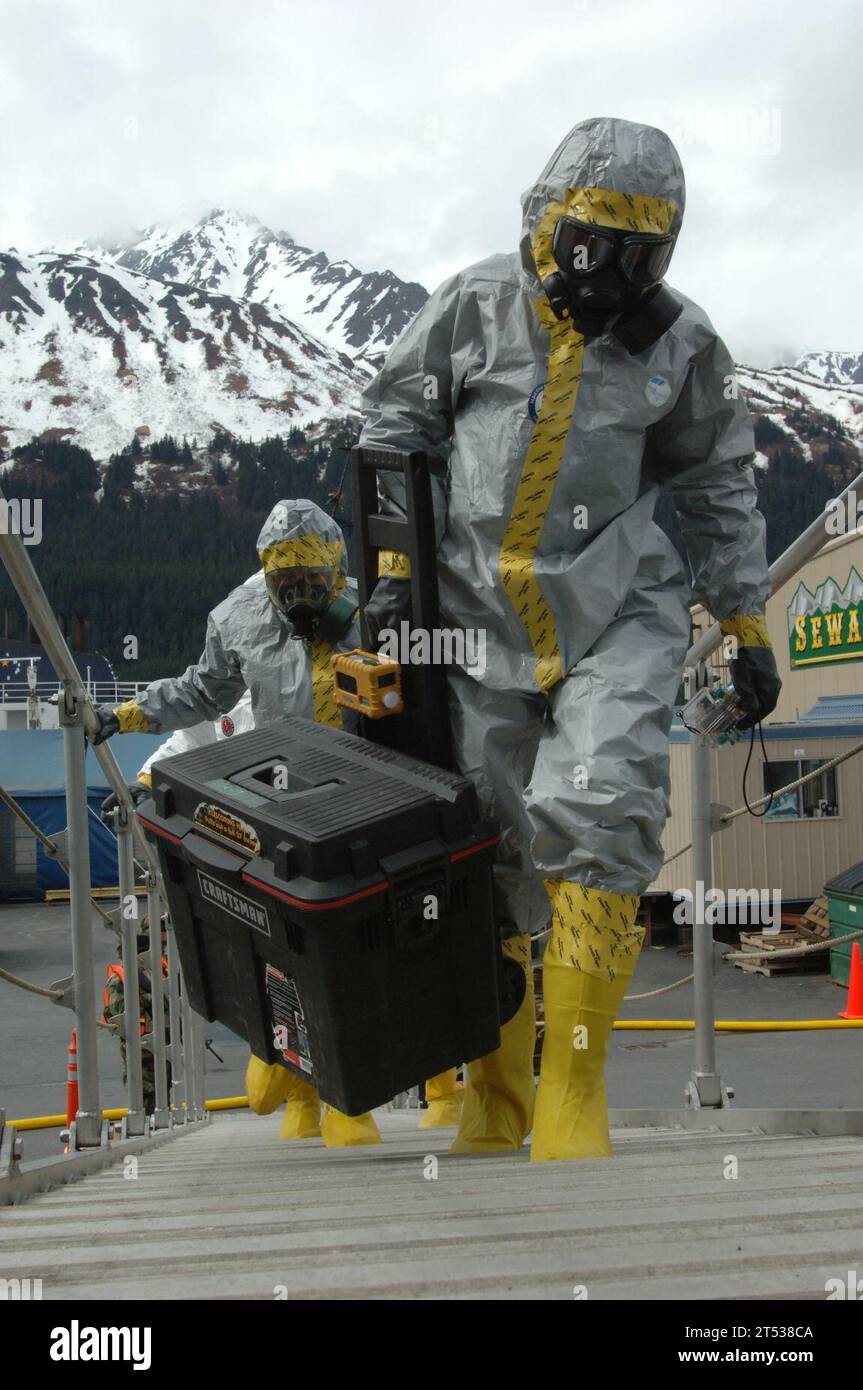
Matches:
[542,216,682,352]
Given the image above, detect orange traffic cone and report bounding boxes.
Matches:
[63,1029,79,1152]
[838,942,863,1020]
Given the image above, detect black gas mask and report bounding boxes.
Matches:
[266,565,336,639]
[542,216,682,352]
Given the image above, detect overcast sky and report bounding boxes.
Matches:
[0,0,859,366]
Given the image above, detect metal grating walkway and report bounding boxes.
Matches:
[2,1112,861,1300]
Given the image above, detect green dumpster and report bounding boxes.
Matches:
[824,861,863,988]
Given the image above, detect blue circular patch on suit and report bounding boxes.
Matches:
[528,383,545,422]
[645,374,672,407]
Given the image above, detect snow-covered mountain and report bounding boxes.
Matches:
[65,209,428,371]
[794,350,863,387]
[3,207,862,473]
[736,361,863,463]
[0,250,360,459]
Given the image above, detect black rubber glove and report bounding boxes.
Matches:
[90,705,120,744]
[100,781,150,820]
[363,576,412,649]
[730,647,782,731]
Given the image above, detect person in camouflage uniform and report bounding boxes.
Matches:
[102,919,170,1115]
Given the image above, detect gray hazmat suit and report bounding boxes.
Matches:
[360,117,771,935]
[134,499,361,734]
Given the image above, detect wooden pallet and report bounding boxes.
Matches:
[734,926,826,976]
[798,895,831,940]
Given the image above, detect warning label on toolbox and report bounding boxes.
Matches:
[193,800,261,855]
[196,870,271,936]
[266,964,314,1076]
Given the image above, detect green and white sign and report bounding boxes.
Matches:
[787,567,863,668]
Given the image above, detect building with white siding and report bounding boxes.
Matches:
[651,528,863,908]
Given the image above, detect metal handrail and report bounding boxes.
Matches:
[681,464,863,1110]
[684,465,863,669]
[0,493,207,1164]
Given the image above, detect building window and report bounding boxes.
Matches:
[763,758,839,820]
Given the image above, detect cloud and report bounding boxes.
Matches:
[0,0,860,363]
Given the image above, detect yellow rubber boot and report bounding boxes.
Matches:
[450,934,536,1153]
[418,1069,464,1129]
[280,1073,322,1139]
[245,1054,293,1114]
[531,881,643,1163]
[320,1105,382,1146]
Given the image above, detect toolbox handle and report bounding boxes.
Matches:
[181,831,247,877]
[351,445,454,771]
[380,841,451,952]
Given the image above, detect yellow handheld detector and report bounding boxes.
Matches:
[333,650,404,719]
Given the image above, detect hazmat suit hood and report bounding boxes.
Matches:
[256,498,349,636]
[519,116,686,300]
[132,497,360,737]
[256,498,348,579]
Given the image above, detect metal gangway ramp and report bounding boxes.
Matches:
[3,1110,862,1301]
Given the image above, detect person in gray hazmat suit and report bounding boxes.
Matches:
[91,498,464,1141]
[360,117,781,1162]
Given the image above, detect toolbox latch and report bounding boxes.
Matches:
[181,831,247,877]
[379,841,450,951]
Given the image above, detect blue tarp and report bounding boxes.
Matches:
[1,730,173,897]
[3,792,122,895]
[0,730,170,793]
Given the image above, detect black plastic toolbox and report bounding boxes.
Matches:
[138,716,503,1114]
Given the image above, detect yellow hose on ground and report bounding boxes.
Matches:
[613,1019,863,1032]
[8,1096,251,1131]
[9,1018,862,1131]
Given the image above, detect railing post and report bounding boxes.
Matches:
[146,875,171,1130]
[181,976,198,1121]
[116,808,147,1137]
[686,662,730,1110]
[165,924,186,1123]
[58,679,102,1148]
[194,1010,207,1121]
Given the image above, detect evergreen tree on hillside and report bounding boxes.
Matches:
[0,421,360,676]
[8,439,99,507]
[103,453,135,495]
[208,429,233,456]
[754,435,835,563]
[150,434,180,463]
